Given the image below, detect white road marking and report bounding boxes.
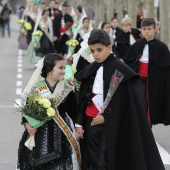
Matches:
[17,68,22,73]
[157,142,170,165]
[16,88,22,95]
[16,81,22,86]
[17,74,22,79]
[18,59,22,63]
[17,64,22,67]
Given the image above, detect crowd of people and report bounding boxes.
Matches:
[16,0,170,170]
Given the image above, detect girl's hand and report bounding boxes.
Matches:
[25,123,37,136]
[75,127,84,140]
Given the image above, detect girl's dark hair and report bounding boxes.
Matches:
[111,17,119,22]
[141,18,156,28]
[82,17,90,23]
[41,53,63,78]
[77,5,82,13]
[88,29,111,46]
[62,2,68,8]
[101,21,110,29]
[42,9,49,15]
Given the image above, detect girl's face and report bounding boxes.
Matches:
[103,24,111,34]
[111,19,119,28]
[83,19,90,29]
[75,8,81,16]
[122,24,131,33]
[48,60,66,82]
[33,5,38,13]
[43,11,49,19]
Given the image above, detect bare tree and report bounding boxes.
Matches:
[116,0,123,21]
[128,0,138,27]
[145,0,154,18]
[94,0,105,28]
[107,0,115,22]
[160,0,169,44]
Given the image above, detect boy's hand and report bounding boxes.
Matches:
[91,115,105,126]
[75,127,84,140]
[25,123,37,136]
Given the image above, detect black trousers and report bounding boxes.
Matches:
[81,116,107,170]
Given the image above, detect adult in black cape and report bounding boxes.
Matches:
[124,18,170,126]
[75,29,165,170]
[53,3,73,55]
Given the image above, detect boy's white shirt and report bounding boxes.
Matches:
[92,66,104,111]
[75,66,104,128]
[139,44,149,63]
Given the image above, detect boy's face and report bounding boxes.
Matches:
[122,24,131,33]
[89,44,112,63]
[141,25,156,41]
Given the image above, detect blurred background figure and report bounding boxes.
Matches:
[18,6,25,19]
[0,3,12,37]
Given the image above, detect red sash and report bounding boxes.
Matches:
[138,62,148,77]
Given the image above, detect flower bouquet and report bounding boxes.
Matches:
[16,92,56,150]
[66,39,79,54]
[32,30,43,48]
[18,19,32,35]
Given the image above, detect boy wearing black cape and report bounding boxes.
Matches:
[124,18,170,126]
[75,29,165,170]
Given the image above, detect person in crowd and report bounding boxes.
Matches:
[17,53,80,170]
[110,17,122,40]
[124,18,170,126]
[48,0,58,22]
[0,3,12,37]
[110,17,122,58]
[53,2,73,56]
[74,5,86,25]
[136,2,144,28]
[115,17,141,60]
[26,4,39,45]
[35,9,55,57]
[74,17,93,53]
[75,29,165,170]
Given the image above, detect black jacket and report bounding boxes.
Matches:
[124,38,170,125]
[115,28,141,59]
[75,54,165,170]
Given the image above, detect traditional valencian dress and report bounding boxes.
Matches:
[17,80,81,170]
[25,15,55,64]
[35,16,55,58]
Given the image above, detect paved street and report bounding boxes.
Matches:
[0,15,170,170]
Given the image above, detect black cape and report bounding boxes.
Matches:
[75,54,165,170]
[115,28,141,59]
[124,38,170,125]
[53,13,73,55]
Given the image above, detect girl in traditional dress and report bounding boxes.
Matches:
[74,17,93,53]
[35,9,55,58]
[17,53,81,170]
[26,4,39,45]
[25,9,55,64]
